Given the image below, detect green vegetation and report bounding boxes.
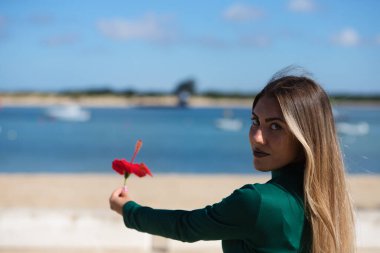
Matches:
[2,88,380,104]
[330,94,380,103]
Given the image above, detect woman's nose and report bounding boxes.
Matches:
[250,126,265,144]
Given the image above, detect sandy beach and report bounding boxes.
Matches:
[1,173,379,253]
[0,93,254,108]
[2,93,380,109]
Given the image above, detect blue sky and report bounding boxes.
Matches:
[0,0,379,93]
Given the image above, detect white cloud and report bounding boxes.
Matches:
[0,16,8,39]
[28,14,54,25]
[195,36,228,48]
[331,28,360,47]
[375,35,380,45]
[288,0,317,12]
[239,35,271,47]
[223,3,264,22]
[42,34,79,47]
[97,13,176,43]
[0,16,6,29]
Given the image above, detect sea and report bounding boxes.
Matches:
[0,105,379,174]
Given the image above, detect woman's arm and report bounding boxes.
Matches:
[110,185,261,242]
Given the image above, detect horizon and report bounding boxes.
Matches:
[2,86,380,97]
[1,0,380,93]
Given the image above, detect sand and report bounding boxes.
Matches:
[2,93,380,109]
[0,94,253,108]
[0,173,380,253]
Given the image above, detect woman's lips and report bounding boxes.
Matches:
[253,149,270,158]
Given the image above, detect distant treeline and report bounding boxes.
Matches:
[330,94,380,102]
[59,87,257,98]
[3,88,380,101]
[61,88,380,101]
[61,88,137,97]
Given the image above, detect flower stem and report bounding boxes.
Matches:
[123,173,130,187]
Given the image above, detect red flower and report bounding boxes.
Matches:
[112,140,152,184]
[112,159,152,177]
[112,159,130,175]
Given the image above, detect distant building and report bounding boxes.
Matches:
[177,90,190,107]
[173,79,196,108]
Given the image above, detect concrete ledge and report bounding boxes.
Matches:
[0,208,379,251]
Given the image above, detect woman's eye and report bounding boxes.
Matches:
[270,123,282,130]
[251,118,259,126]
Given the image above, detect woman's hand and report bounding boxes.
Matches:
[109,187,132,216]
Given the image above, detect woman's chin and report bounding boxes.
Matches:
[254,160,268,171]
[255,167,271,172]
[253,162,271,172]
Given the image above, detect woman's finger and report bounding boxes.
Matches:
[111,187,123,199]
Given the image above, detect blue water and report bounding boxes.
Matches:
[0,105,379,174]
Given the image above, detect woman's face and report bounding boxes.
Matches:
[249,95,301,172]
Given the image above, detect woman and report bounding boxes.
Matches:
[110,69,355,253]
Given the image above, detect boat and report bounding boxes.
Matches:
[215,118,243,131]
[45,103,91,122]
[215,109,243,131]
[336,121,369,136]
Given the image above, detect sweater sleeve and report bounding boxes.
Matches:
[122,184,261,242]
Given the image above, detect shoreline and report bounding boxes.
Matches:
[0,94,253,108]
[1,94,380,108]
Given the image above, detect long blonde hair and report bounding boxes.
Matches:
[254,71,356,253]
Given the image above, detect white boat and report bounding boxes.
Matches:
[215,109,243,131]
[336,121,369,136]
[215,118,243,131]
[46,104,91,122]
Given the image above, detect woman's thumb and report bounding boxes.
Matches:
[118,186,128,197]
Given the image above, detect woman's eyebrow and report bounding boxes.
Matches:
[252,112,284,122]
[265,117,284,123]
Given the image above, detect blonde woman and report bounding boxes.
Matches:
[110,68,355,253]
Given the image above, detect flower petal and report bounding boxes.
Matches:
[132,163,153,177]
[112,159,126,175]
[112,159,134,175]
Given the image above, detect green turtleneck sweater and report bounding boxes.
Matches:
[122,164,310,253]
